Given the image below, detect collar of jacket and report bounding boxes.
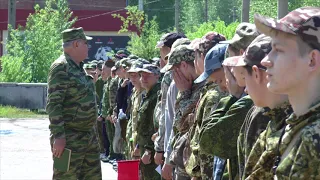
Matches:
[145,82,160,98]
[64,52,84,70]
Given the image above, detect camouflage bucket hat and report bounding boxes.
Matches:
[254,7,320,50]
[138,64,160,75]
[198,32,226,54]
[165,38,191,60]
[161,45,195,73]
[62,27,92,43]
[127,59,149,73]
[220,23,259,50]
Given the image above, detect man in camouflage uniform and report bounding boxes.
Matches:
[46,27,101,179]
[186,40,228,179]
[99,59,116,162]
[134,64,161,180]
[255,7,320,179]
[153,33,187,168]
[125,58,148,159]
[161,45,205,180]
[199,54,253,180]
[223,34,293,179]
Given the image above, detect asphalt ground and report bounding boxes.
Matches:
[0,118,117,180]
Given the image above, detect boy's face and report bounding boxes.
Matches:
[261,34,309,94]
[244,66,268,107]
[231,66,246,87]
[129,72,141,88]
[140,72,158,90]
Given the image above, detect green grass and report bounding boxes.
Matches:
[0,105,47,118]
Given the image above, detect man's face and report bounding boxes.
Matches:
[115,67,126,79]
[102,64,111,78]
[140,72,158,90]
[261,35,308,94]
[160,46,171,65]
[75,40,89,60]
[231,66,246,87]
[129,72,141,88]
[194,51,204,75]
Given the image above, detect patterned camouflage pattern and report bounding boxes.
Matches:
[199,95,254,179]
[61,27,92,43]
[136,83,161,180]
[128,54,139,60]
[269,101,320,179]
[138,64,160,75]
[244,102,292,180]
[114,49,130,60]
[161,45,195,73]
[237,106,270,179]
[221,23,259,50]
[185,83,228,179]
[165,38,191,60]
[47,53,101,179]
[255,7,320,50]
[223,34,272,68]
[83,63,97,70]
[198,31,226,55]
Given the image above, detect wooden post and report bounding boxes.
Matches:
[241,0,250,22]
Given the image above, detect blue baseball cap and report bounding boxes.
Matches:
[194,43,228,84]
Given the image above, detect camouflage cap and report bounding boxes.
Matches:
[220,23,259,50]
[62,27,92,43]
[83,63,97,69]
[128,54,139,60]
[97,60,104,70]
[224,34,271,69]
[155,32,187,48]
[254,7,320,50]
[164,38,191,60]
[198,32,226,55]
[161,45,195,73]
[151,57,161,67]
[138,64,160,75]
[111,61,122,72]
[119,58,133,69]
[91,60,99,65]
[127,58,150,73]
[114,49,130,60]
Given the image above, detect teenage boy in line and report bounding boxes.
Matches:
[255,6,320,179]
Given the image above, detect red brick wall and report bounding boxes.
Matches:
[0,0,126,10]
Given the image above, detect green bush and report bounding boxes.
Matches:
[186,20,239,40]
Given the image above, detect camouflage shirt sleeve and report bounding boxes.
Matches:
[46,62,68,139]
[101,79,110,117]
[108,77,118,116]
[199,95,253,159]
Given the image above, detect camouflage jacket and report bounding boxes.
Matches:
[237,106,270,178]
[130,88,145,146]
[186,83,228,178]
[136,83,161,154]
[199,95,253,179]
[46,53,97,139]
[154,71,173,152]
[173,81,206,134]
[101,77,111,117]
[244,102,292,180]
[109,77,119,117]
[273,102,320,180]
[95,76,105,105]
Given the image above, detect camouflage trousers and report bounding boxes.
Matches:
[105,120,115,156]
[140,156,161,180]
[97,120,105,153]
[199,154,214,180]
[175,167,191,180]
[50,129,102,180]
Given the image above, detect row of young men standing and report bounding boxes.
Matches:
[47,6,320,180]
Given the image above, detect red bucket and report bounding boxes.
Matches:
[117,160,140,180]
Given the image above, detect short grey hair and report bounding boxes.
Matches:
[62,40,80,49]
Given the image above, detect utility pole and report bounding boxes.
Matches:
[8,0,16,41]
[139,0,143,11]
[278,0,288,19]
[175,0,181,32]
[241,0,250,22]
[205,0,208,22]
